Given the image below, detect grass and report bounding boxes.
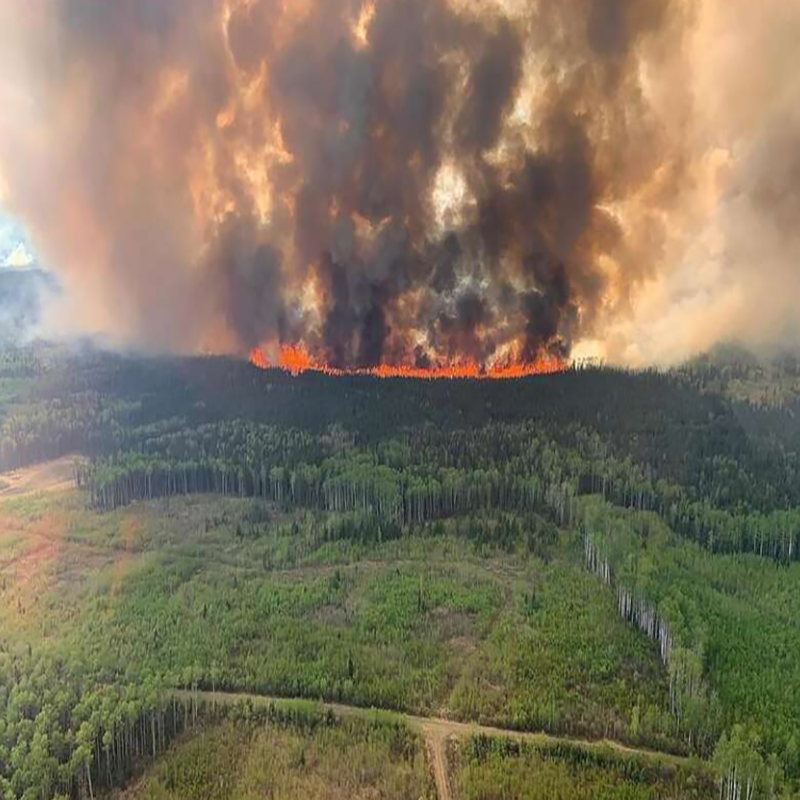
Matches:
[123,716,435,800]
[582,498,800,770]
[447,563,671,744]
[0,491,677,749]
[451,735,715,800]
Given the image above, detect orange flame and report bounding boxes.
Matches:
[248,344,566,380]
[249,347,269,370]
[279,344,315,375]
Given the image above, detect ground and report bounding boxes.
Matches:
[0,459,709,798]
[0,455,77,498]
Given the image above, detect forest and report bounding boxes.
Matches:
[1,341,799,798]
[453,734,717,800]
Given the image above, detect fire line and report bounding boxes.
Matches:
[249,345,566,380]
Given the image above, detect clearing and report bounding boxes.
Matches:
[0,455,77,498]
[178,689,698,800]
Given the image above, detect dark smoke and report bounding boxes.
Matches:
[0,0,703,364]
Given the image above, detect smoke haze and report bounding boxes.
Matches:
[0,0,797,367]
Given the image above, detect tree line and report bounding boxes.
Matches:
[0,650,187,800]
[69,419,800,563]
[581,497,800,793]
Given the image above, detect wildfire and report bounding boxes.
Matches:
[248,344,566,380]
[249,347,269,370]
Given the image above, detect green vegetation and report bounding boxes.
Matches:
[453,735,716,800]
[583,498,800,784]
[69,514,668,740]
[2,342,800,797]
[448,561,672,745]
[0,651,183,800]
[130,713,433,800]
[680,343,800,408]
[0,490,684,799]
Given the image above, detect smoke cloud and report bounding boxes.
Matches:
[0,0,797,366]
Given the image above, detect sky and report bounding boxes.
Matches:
[0,213,37,269]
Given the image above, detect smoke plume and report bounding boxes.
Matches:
[0,0,797,366]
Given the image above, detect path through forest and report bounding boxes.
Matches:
[178,689,695,800]
[0,459,698,799]
[425,725,452,800]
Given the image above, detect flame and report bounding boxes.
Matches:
[249,346,269,370]
[248,344,566,379]
[279,343,315,375]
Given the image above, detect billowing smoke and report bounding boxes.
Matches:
[0,0,797,366]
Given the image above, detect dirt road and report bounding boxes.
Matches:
[425,725,452,800]
[0,461,696,799]
[177,689,695,800]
